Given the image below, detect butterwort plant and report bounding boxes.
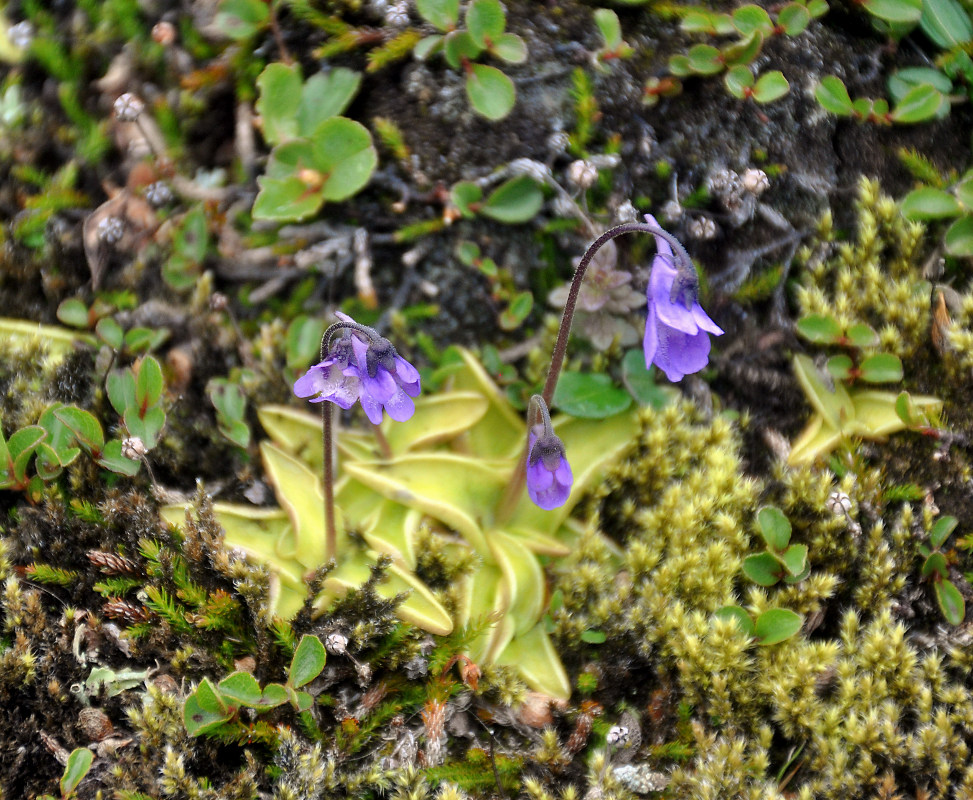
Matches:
[500,214,723,515]
[293,311,421,559]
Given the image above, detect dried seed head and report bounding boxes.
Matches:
[826,490,852,515]
[606,724,630,746]
[707,168,743,201]
[742,168,770,196]
[79,707,114,741]
[567,160,598,190]
[144,180,173,206]
[96,216,125,244]
[121,437,146,460]
[384,0,410,26]
[113,92,145,122]
[687,216,717,240]
[325,631,348,655]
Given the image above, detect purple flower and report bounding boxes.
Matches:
[642,214,723,382]
[526,428,573,510]
[293,314,421,424]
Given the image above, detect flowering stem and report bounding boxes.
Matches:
[322,402,337,562]
[497,221,687,522]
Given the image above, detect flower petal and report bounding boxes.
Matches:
[692,303,724,336]
[358,391,385,425]
[383,387,416,422]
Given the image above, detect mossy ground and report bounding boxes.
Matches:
[2,0,973,798]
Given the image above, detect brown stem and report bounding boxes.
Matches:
[323,402,336,561]
[372,423,393,460]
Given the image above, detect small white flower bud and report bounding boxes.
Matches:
[567,160,598,190]
[97,216,125,244]
[660,199,683,222]
[688,216,717,240]
[113,92,144,122]
[606,725,629,746]
[9,21,34,49]
[546,131,570,154]
[742,168,770,196]
[144,181,173,206]
[615,200,638,224]
[385,0,410,26]
[121,437,146,460]
[325,632,348,655]
[707,168,742,200]
[826,491,852,516]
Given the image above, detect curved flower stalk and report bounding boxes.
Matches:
[642,214,724,382]
[525,395,572,510]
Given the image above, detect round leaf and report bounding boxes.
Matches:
[752,71,789,103]
[930,515,958,548]
[715,605,756,636]
[492,33,527,63]
[416,0,460,31]
[859,352,903,383]
[444,30,483,69]
[956,176,973,210]
[60,748,94,797]
[901,187,962,220]
[686,44,723,75]
[846,323,879,348]
[920,0,973,48]
[289,634,327,688]
[594,8,624,48]
[742,552,782,586]
[450,180,483,217]
[256,63,302,146]
[466,64,516,120]
[945,215,973,256]
[863,0,922,23]
[890,83,947,123]
[732,5,773,35]
[553,371,633,419]
[815,76,854,116]
[757,506,791,551]
[796,313,842,343]
[781,543,808,577]
[777,4,810,35]
[57,298,90,328]
[724,65,754,99]
[467,0,506,48]
[297,69,362,136]
[935,578,966,625]
[826,354,853,381]
[310,117,378,202]
[754,608,803,645]
[922,551,949,578]
[481,176,543,223]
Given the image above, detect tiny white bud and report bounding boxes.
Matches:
[826,490,852,516]
[606,725,629,746]
[660,198,683,222]
[9,21,34,50]
[113,92,144,122]
[325,632,348,655]
[144,181,173,206]
[742,168,770,196]
[707,168,742,200]
[547,131,570,154]
[385,0,410,26]
[97,216,125,244]
[121,437,146,460]
[567,160,598,190]
[688,216,717,240]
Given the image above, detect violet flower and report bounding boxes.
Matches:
[642,214,723,382]
[293,313,421,424]
[525,396,572,510]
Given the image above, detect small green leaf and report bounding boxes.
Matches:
[96,317,124,350]
[846,323,879,348]
[416,0,460,31]
[826,354,853,381]
[956,176,973,210]
[53,406,105,453]
[580,629,607,644]
[721,32,763,66]
[920,0,973,47]
[743,552,782,586]
[97,439,141,477]
[467,0,506,48]
[945,215,973,256]
[57,298,90,328]
[668,54,693,77]
[752,71,789,103]
[214,0,270,39]
[289,688,314,712]
[135,355,164,408]
[217,671,264,706]
[901,187,962,220]
[413,34,444,59]
[289,634,327,688]
[466,64,516,120]
[184,678,233,736]
[594,8,624,48]
[715,605,756,636]
[815,76,855,116]
[732,5,773,35]
[922,551,949,578]
[60,748,94,797]
[262,683,289,707]
[863,0,922,23]
[310,117,378,202]
[451,181,483,217]
[777,3,810,34]
[890,83,947,123]
[796,313,842,343]
[930,515,958,548]
[859,353,903,383]
[491,32,527,63]
[686,43,723,75]
[296,68,362,136]
[553,371,632,419]
[481,176,543,223]
[781,543,808,576]
[935,578,965,625]
[754,608,803,645]
[757,506,791,551]
[807,0,829,17]
[499,290,533,330]
[252,176,322,222]
[256,62,303,146]
[444,30,484,69]
[724,65,754,99]
[8,425,44,482]
[888,67,953,104]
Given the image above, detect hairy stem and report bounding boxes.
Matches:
[323,402,336,561]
